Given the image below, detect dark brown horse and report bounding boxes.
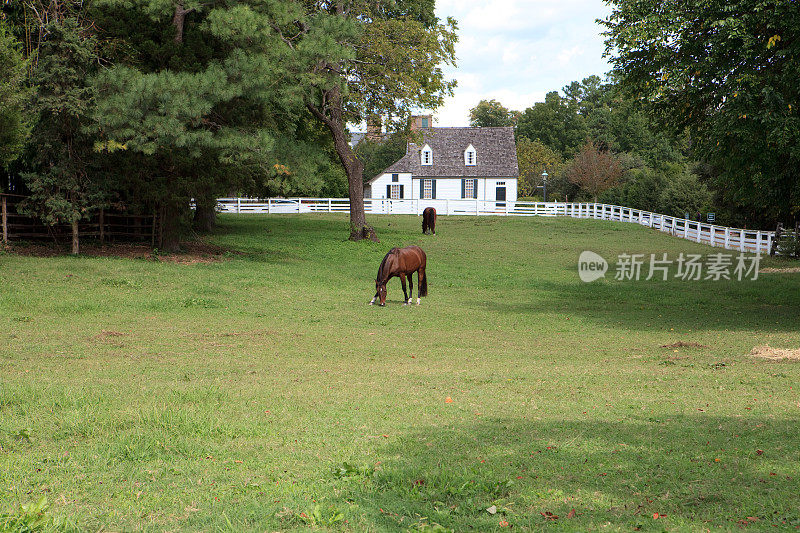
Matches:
[422,207,437,235]
[370,246,427,306]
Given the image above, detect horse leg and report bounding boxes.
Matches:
[400,273,408,304]
[417,267,424,304]
[370,290,378,305]
[407,272,414,304]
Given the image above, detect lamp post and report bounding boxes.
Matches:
[541,171,548,203]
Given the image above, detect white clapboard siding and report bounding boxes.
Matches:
[215,198,776,254]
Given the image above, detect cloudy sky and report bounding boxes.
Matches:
[429,0,614,126]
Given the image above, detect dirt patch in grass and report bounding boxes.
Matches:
[7,241,236,263]
[661,341,708,348]
[748,345,800,361]
[96,330,126,338]
[760,267,800,274]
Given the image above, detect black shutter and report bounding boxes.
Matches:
[400,185,405,199]
[461,179,465,198]
[386,184,391,199]
[432,180,436,199]
[473,179,478,199]
[419,179,424,199]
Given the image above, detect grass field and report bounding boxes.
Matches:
[1,213,800,531]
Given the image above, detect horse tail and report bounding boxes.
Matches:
[419,266,428,297]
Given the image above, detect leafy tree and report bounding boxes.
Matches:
[564,140,622,201]
[469,99,513,127]
[562,75,605,117]
[0,21,32,172]
[516,91,588,157]
[18,13,101,255]
[355,131,409,183]
[515,137,563,198]
[603,0,800,225]
[278,1,457,241]
[657,172,713,219]
[91,0,311,250]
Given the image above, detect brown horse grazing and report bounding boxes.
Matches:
[422,207,437,235]
[370,246,427,306]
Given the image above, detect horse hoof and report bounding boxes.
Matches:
[379,303,385,307]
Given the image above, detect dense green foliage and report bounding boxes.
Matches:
[602,0,800,226]
[2,214,799,530]
[469,99,514,127]
[516,91,588,157]
[0,21,31,172]
[355,131,409,182]
[495,75,719,219]
[1,0,456,246]
[90,0,325,249]
[18,17,101,254]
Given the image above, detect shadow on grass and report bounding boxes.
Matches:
[470,277,800,333]
[333,415,800,530]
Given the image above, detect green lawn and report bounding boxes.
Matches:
[1,214,799,531]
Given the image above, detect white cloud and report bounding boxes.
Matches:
[421,0,613,126]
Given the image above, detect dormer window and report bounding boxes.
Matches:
[421,144,433,166]
[464,145,476,166]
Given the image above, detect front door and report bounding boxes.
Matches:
[496,186,506,208]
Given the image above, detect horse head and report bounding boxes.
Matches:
[375,279,388,306]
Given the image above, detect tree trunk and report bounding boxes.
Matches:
[71,219,79,255]
[306,94,378,242]
[172,3,189,44]
[193,196,217,233]
[160,200,184,253]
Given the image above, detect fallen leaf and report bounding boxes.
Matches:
[567,509,576,519]
[445,397,453,403]
[486,505,497,515]
[756,449,763,455]
[499,520,509,527]
[234,460,243,464]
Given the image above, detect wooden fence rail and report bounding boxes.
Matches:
[215,197,786,255]
[1,193,156,245]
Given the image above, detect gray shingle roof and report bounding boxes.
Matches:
[377,127,519,179]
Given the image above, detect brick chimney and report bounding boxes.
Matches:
[366,114,382,141]
[409,114,433,131]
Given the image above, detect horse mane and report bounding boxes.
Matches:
[376,248,398,282]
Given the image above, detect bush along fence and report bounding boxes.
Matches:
[215,197,796,255]
[1,193,157,246]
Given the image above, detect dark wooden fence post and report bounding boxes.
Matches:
[1,195,7,243]
[151,210,157,247]
[99,208,105,244]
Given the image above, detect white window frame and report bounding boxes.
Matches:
[389,184,401,199]
[423,179,433,200]
[421,144,433,166]
[463,179,474,199]
[464,144,476,166]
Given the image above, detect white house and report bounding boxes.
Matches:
[365,126,519,208]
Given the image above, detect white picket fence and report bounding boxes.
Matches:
[216,197,775,254]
